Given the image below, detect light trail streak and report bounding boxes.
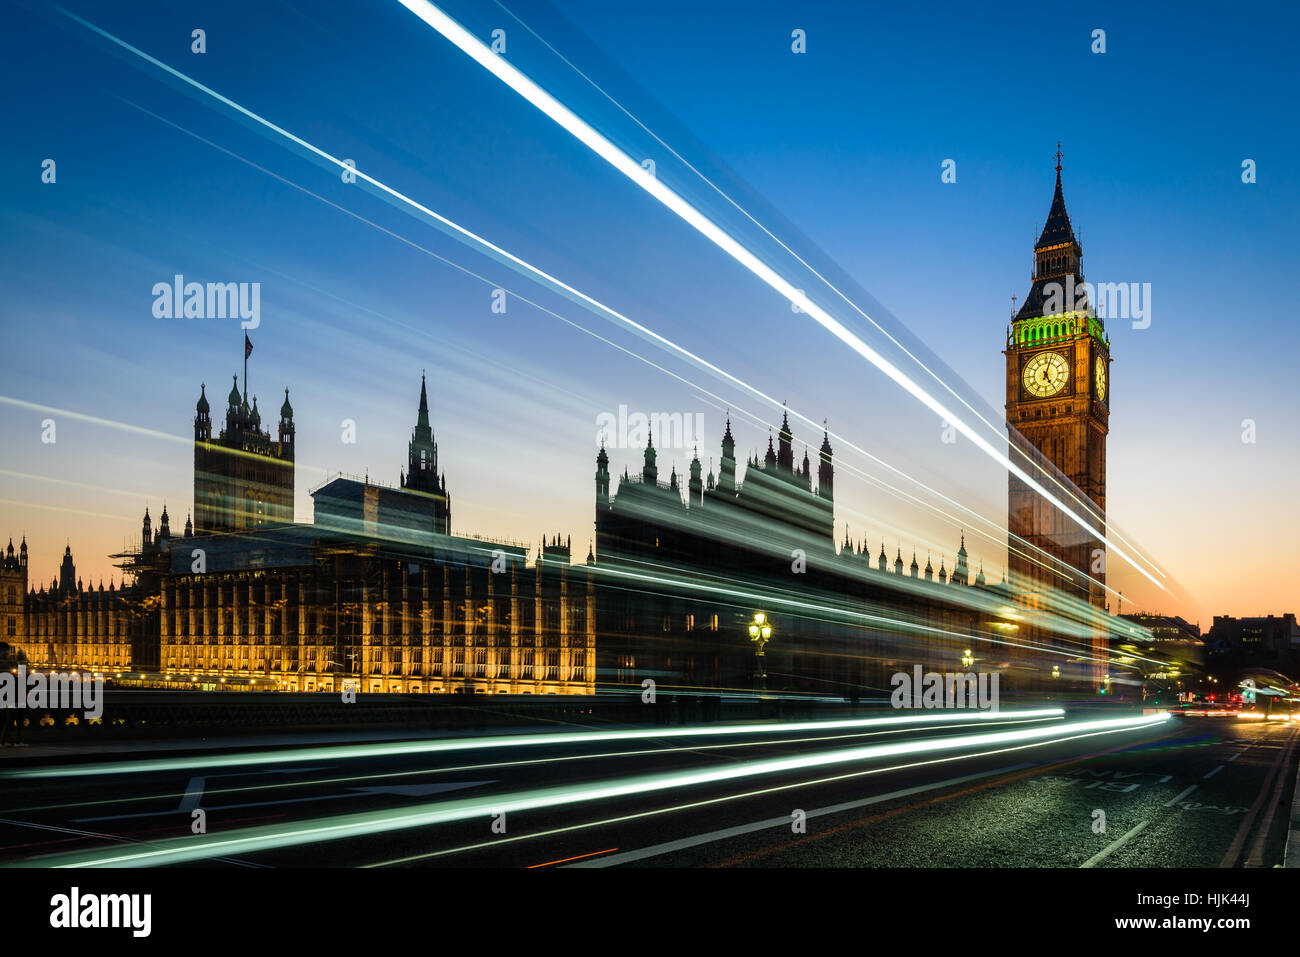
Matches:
[0,469,163,502]
[100,112,1126,633]
[585,555,1169,670]
[490,0,1164,586]
[527,848,617,867]
[22,712,1166,867]
[51,5,1155,614]
[0,499,138,524]
[378,717,1175,866]
[392,0,1165,592]
[0,394,332,479]
[112,37,1029,582]
[0,709,1062,781]
[2,715,1058,816]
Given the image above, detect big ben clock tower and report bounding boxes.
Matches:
[1005,147,1110,658]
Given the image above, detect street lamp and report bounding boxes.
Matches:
[1051,664,1060,679]
[748,612,772,692]
[961,649,974,669]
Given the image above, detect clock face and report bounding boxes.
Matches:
[1022,351,1070,398]
[1095,356,1107,403]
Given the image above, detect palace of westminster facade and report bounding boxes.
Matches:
[0,162,1112,695]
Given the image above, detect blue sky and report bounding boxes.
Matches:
[1,0,1296,623]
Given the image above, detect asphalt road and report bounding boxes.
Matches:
[0,708,1294,868]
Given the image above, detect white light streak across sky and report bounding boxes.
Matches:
[47,1,1167,605]
[488,0,1164,588]
[392,0,1167,593]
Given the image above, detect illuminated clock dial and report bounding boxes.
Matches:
[1022,351,1069,398]
[1095,356,1107,402]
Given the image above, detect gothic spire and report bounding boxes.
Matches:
[1015,146,1085,323]
[1038,146,1077,248]
[417,370,431,431]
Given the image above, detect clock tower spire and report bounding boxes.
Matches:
[1004,148,1111,674]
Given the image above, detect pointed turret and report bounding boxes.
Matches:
[642,432,658,485]
[717,415,737,492]
[952,531,970,585]
[777,405,794,473]
[58,544,75,594]
[194,382,212,441]
[1015,144,1089,325]
[1038,158,1077,248]
[403,372,439,492]
[596,442,611,507]
[279,387,294,446]
[688,447,703,506]
[818,425,834,501]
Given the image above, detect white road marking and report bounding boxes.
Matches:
[175,767,332,814]
[1165,784,1197,807]
[1081,820,1148,868]
[179,776,205,812]
[1203,765,1225,780]
[567,763,1031,868]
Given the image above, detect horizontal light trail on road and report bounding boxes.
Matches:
[21,712,1165,867]
[393,0,1166,594]
[0,709,1061,781]
[2,717,1055,821]
[1,715,1056,816]
[371,715,1172,866]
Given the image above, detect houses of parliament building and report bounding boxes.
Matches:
[0,159,1113,696]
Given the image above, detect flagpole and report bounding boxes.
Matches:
[243,333,249,403]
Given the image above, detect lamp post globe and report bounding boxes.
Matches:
[749,612,772,692]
